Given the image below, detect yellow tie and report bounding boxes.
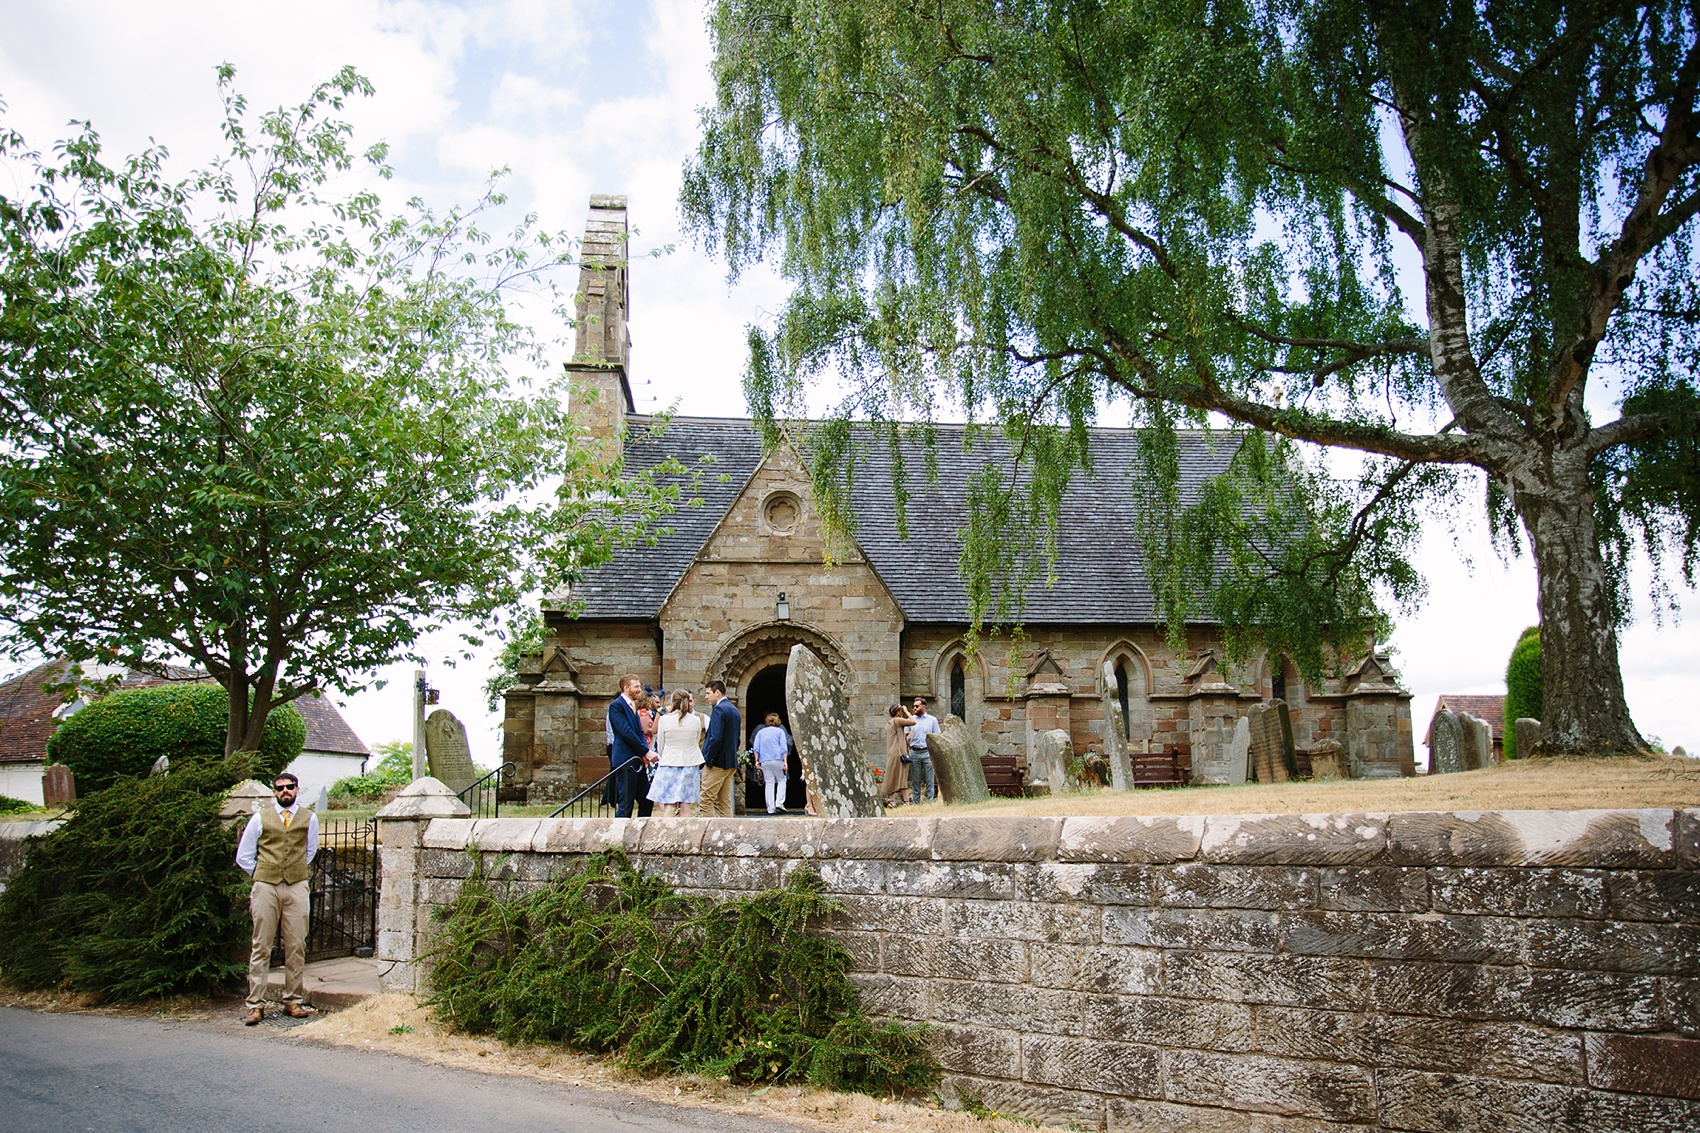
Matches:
[281,808,292,829]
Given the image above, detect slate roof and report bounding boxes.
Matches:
[570,416,1242,624]
[0,659,368,763]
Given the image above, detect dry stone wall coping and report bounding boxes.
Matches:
[418,807,1691,870]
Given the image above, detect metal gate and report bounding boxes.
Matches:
[306,817,378,961]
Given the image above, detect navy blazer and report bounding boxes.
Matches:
[701,697,743,770]
[608,696,649,769]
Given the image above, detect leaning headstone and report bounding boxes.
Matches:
[927,714,991,805]
[785,644,883,818]
[1033,728,1078,795]
[1099,661,1134,790]
[1247,702,1294,784]
[425,709,480,795]
[149,754,170,777]
[1308,739,1348,780]
[1430,708,1464,774]
[41,763,75,808]
[1226,717,1251,785]
[1513,717,1542,759]
[1460,713,1493,770]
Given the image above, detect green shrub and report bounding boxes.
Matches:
[0,795,36,814]
[330,740,413,800]
[0,756,252,1000]
[428,851,939,1096]
[45,684,303,796]
[1504,625,1544,759]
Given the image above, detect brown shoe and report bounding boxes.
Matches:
[244,1008,264,1026]
[283,1004,314,1018]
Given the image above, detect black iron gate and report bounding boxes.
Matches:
[306,817,378,961]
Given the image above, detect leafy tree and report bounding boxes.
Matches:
[483,607,545,712]
[45,683,303,796]
[1503,625,1545,758]
[0,68,686,756]
[682,0,1700,755]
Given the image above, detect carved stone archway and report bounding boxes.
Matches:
[705,620,851,699]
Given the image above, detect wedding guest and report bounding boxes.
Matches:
[648,689,706,817]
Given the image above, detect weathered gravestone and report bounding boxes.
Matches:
[1099,661,1134,790]
[41,763,75,808]
[1191,717,1248,785]
[149,754,170,777]
[425,709,480,795]
[927,714,991,804]
[1460,713,1494,770]
[1430,708,1465,774]
[220,779,274,822]
[1034,728,1078,795]
[1514,717,1543,758]
[315,785,330,814]
[785,644,883,818]
[1308,738,1347,780]
[1248,701,1296,783]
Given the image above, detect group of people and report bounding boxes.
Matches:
[881,696,940,808]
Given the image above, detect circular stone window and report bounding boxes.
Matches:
[762,491,801,535]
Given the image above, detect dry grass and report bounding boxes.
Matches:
[294,993,1064,1133]
[903,755,1700,817]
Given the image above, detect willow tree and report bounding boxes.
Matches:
[683,0,1700,755]
[0,69,683,755]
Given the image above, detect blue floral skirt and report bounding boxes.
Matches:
[647,763,702,805]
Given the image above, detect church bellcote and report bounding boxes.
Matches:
[567,194,635,461]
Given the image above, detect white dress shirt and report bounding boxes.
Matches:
[235,802,320,876]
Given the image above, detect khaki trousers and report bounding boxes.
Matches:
[699,766,738,818]
[248,878,310,1009]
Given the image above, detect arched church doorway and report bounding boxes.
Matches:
[742,663,807,811]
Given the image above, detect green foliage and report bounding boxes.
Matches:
[684,0,1699,750]
[0,67,688,756]
[330,740,414,800]
[428,851,938,1096]
[0,795,36,814]
[1504,627,1544,759]
[45,684,301,797]
[0,757,252,1000]
[483,609,546,713]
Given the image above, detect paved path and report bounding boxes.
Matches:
[0,1007,801,1133]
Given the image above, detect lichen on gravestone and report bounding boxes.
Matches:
[784,644,883,818]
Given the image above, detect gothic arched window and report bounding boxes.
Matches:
[950,657,966,721]
[1114,661,1132,740]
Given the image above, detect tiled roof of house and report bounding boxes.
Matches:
[570,416,1242,624]
[1428,694,1508,744]
[0,660,368,763]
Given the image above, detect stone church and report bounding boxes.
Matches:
[502,198,1415,802]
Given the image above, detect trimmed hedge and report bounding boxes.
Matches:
[1503,625,1543,759]
[46,684,303,796]
[0,756,252,1000]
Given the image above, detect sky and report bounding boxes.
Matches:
[0,0,1692,766]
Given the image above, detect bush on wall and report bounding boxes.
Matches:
[45,684,303,796]
[429,851,939,1096]
[0,756,252,1000]
[1503,625,1544,759]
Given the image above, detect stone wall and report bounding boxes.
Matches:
[379,809,1700,1132]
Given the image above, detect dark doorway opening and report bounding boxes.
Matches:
[742,663,807,811]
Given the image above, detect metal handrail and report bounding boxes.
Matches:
[457,761,516,819]
[548,758,637,818]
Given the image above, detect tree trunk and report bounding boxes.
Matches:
[1509,443,1646,755]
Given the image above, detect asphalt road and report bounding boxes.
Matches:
[0,1007,802,1133]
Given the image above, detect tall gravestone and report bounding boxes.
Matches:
[425,709,480,795]
[1226,716,1251,784]
[785,644,883,818]
[1099,661,1134,790]
[1430,708,1464,774]
[1514,717,1542,759]
[1247,701,1295,783]
[927,714,991,804]
[41,763,75,808]
[1192,717,1248,785]
[1460,713,1494,770]
[1034,729,1078,795]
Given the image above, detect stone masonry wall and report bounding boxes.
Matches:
[381,809,1700,1132]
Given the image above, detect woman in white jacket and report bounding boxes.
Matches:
[647,689,706,817]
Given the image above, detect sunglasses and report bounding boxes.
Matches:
[273,785,297,792]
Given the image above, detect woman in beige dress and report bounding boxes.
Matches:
[883,704,917,806]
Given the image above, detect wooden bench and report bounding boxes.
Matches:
[1132,749,1185,788]
[980,754,1026,797]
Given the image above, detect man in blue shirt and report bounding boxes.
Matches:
[907,697,941,802]
[700,680,742,817]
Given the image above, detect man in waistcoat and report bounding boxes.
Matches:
[236,771,319,1025]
